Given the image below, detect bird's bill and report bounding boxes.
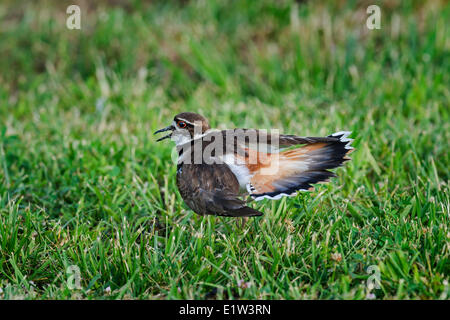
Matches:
[154,125,174,142]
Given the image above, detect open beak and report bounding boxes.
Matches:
[154,125,174,142]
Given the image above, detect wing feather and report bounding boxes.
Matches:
[245,132,354,201]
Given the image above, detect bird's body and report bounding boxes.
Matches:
[155,112,354,217]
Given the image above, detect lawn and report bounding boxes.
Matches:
[0,0,449,299]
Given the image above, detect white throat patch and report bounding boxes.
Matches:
[170,120,192,146]
[171,131,192,146]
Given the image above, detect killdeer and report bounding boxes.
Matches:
[155,112,354,218]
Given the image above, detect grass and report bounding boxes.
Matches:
[0,0,449,299]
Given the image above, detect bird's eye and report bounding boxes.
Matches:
[177,121,187,128]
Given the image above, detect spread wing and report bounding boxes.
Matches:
[217,130,353,201]
[246,132,354,201]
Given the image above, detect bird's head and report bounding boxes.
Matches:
[154,112,210,145]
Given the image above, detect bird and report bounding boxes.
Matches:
[154,112,354,218]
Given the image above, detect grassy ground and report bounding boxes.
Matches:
[0,0,449,299]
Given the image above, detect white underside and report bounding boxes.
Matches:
[218,153,252,189]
